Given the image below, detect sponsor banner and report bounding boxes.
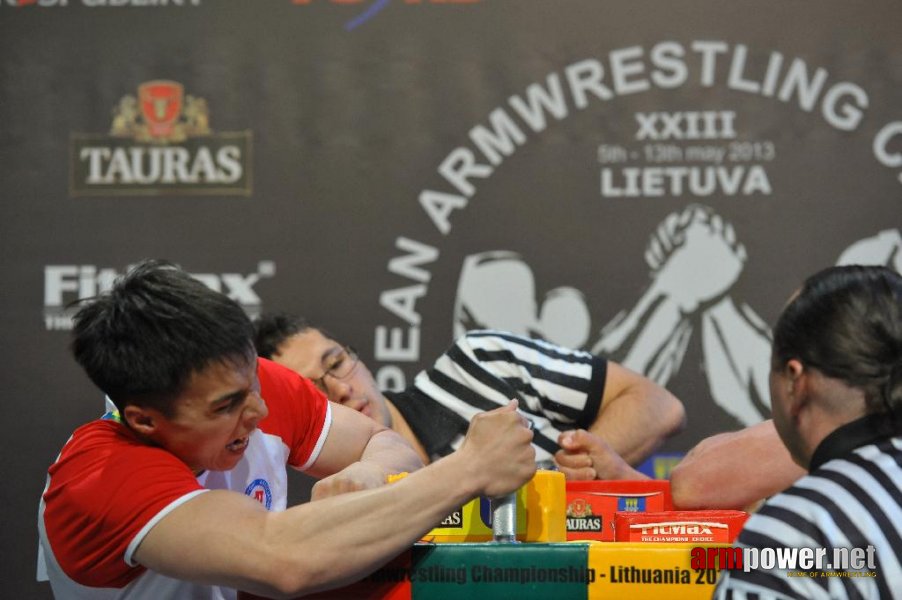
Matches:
[588,542,728,600]
[69,80,252,196]
[43,261,276,331]
[259,543,592,600]
[614,511,749,543]
[412,543,592,598]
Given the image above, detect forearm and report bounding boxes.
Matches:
[359,428,425,476]
[309,428,424,500]
[669,421,805,510]
[264,452,479,595]
[138,402,536,598]
[306,403,421,490]
[138,453,481,599]
[266,404,534,594]
[589,376,685,466]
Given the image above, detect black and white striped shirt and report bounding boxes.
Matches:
[386,330,607,463]
[715,414,902,599]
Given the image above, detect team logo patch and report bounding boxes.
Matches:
[245,479,273,510]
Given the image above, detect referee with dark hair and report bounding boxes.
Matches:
[715,265,902,599]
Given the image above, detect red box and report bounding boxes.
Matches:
[565,480,672,541]
[613,510,750,543]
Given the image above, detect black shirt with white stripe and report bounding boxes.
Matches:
[386,330,607,463]
[715,413,902,599]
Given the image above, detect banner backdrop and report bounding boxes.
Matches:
[2,1,901,596]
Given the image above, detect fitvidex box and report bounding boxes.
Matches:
[613,510,749,543]
[565,480,673,541]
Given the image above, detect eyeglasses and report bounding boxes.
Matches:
[311,346,359,391]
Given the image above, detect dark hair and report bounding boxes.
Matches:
[71,259,256,416]
[253,312,340,360]
[253,312,314,359]
[772,265,902,416]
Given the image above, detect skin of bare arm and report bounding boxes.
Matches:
[585,362,686,466]
[554,428,649,481]
[133,401,536,599]
[304,401,425,500]
[668,419,805,511]
[556,420,804,512]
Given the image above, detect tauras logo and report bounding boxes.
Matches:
[70,80,251,196]
[438,510,463,528]
[43,261,275,330]
[566,517,602,532]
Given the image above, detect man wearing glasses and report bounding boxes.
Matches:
[254,313,685,468]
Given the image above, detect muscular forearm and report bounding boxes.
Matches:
[137,452,481,599]
[589,369,685,466]
[262,405,535,596]
[306,403,422,498]
[266,452,481,595]
[360,428,424,475]
[310,428,424,500]
[590,399,666,465]
[137,402,536,598]
[669,420,805,510]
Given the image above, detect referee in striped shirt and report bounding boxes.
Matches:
[715,265,902,599]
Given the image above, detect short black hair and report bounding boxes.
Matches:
[253,312,342,361]
[71,259,255,416]
[253,312,314,359]
[773,265,902,416]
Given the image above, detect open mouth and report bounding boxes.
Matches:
[226,436,249,453]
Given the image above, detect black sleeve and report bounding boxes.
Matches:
[575,354,607,430]
[384,389,469,458]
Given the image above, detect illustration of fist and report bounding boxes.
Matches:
[836,229,902,273]
[645,204,747,312]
